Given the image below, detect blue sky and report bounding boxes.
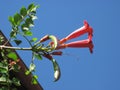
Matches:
[0,0,120,90]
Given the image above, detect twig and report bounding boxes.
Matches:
[0,45,32,50]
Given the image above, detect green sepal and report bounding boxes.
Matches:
[7,52,18,61]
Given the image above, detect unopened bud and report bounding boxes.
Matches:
[40,35,49,43]
[51,51,62,56]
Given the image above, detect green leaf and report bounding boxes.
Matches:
[10,31,17,38]
[0,62,8,73]
[25,18,34,27]
[0,36,4,44]
[30,15,37,20]
[0,68,8,74]
[14,40,22,46]
[25,70,30,75]
[0,75,7,83]
[30,38,38,42]
[52,59,61,82]
[32,75,38,85]
[24,31,33,36]
[7,52,18,61]
[11,88,17,90]
[28,3,39,12]
[20,7,27,16]
[34,53,42,60]
[0,87,9,90]
[29,63,35,72]
[0,60,8,67]
[14,13,22,25]
[21,23,29,31]
[28,3,35,10]
[12,64,20,72]
[8,16,15,26]
[12,77,21,86]
[12,26,19,31]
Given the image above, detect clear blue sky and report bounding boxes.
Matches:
[0,0,120,90]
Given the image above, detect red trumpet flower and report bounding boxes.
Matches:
[56,35,93,53]
[59,20,93,44]
[56,20,94,53]
[66,37,93,53]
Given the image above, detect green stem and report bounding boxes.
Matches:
[23,35,33,47]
